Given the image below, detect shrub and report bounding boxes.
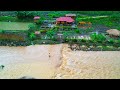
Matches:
[36,17,45,25]
[118,47,120,50]
[72,39,77,43]
[29,32,36,40]
[28,24,36,32]
[0,30,6,34]
[46,30,56,39]
[0,16,17,22]
[85,27,94,32]
[90,33,106,42]
[75,29,81,33]
[104,21,114,27]
[40,30,47,33]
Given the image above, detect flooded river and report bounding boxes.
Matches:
[0,44,120,79]
[0,45,63,79]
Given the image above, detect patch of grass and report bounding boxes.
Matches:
[0,22,33,30]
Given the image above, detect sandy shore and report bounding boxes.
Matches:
[0,44,120,79]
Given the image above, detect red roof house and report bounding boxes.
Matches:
[34,16,40,23]
[56,17,74,24]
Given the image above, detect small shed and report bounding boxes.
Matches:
[106,29,120,37]
[34,31,41,39]
[65,14,76,19]
[34,16,40,23]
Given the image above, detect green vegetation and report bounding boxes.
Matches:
[16,11,34,21]
[76,12,120,29]
[76,11,119,16]
[46,30,56,39]
[0,22,32,30]
[75,29,81,34]
[90,33,106,42]
[29,32,36,40]
[0,11,120,50]
[0,16,17,22]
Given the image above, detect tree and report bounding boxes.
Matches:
[75,29,81,34]
[28,24,37,33]
[16,11,34,20]
[63,31,69,41]
[90,33,106,42]
[29,33,36,40]
[36,17,45,25]
[46,30,55,39]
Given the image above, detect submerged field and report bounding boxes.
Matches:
[0,22,32,30]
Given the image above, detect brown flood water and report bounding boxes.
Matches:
[0,45,63,79]
[0,44,120,79]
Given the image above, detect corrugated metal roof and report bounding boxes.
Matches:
[56,17,74,22]
[34,16,40,19]
[65,14,76,17]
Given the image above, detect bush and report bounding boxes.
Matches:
[90,33,106,42]
[28,23,36,32]
[46,30,56,39]
[85,27,94,32]
[0,30,5,34]
[28,32,36,40]
[75,29,81,33]
[40,30,47,33]
[36,17,45,25]
[0,16,17,22]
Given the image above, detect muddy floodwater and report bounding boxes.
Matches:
[0,44,120,79]
[0,45,63,79]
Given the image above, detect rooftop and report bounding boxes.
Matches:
[56,17,74,23]
[65,14,76,17]
[34,16,40,20]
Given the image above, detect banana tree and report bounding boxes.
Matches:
[29,32,36,40]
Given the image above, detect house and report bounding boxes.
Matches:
[56,17,74,25]
[34,16,40,23]
[65,14,76,19]
[106,29,120,37]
